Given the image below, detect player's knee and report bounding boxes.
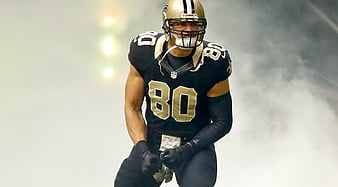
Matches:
[180,174,216,187]
[178,147,217,187]
[114,158,141,187]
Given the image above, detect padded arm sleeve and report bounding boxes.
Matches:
[189,92,233,151]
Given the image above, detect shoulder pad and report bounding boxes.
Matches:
[128,31,163,64]
[196,41,232,80]
[131,31,161,46]
[128,31,165,77]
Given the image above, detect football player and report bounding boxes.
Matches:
[114,0,233,186]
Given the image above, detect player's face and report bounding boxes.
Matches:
[171,21,201,38]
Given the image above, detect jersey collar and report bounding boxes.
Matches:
[154,34,203,68]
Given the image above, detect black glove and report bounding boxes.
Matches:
[136,140,161,175]
[160,143,194,169]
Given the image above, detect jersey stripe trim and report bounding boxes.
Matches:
[183,0,188,13]
[183,0,195,14]
[190,0,195,14]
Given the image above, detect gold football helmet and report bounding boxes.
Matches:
[162,0,207,49]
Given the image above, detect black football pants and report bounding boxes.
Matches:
[114,140,217,187]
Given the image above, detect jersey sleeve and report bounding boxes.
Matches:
[204,43,232,83]
[128,31,161,77]
[127,35,147,76]
[214,50,232,82]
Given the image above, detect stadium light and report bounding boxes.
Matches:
[103,37,113,55]
[103,67,114,78]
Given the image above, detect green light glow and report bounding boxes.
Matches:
[103,67,114,78]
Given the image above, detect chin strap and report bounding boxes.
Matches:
[157,45,177,76]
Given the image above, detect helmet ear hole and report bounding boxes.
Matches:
[165,21,170,31]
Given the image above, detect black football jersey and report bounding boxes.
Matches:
[128,31,232,139]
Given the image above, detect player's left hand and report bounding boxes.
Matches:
[160,143,194,168]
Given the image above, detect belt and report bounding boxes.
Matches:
[146,129,194,145]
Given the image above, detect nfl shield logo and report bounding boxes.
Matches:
[171,71,177,79]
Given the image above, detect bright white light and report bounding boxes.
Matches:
[104,16,115,25]
[103,38,113,55]
[103,68,114,78]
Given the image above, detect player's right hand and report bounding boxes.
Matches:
[135,140,161,175]
[140,151,161,175]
